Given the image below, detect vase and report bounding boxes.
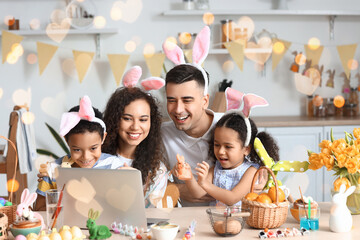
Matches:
[331,186,360,215]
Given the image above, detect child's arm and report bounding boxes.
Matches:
[198,165,257,206]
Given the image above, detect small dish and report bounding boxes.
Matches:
[150,223,179,240]
[10,224,41,237]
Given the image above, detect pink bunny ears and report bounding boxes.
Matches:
[60,95,106,137]
[122,65,165,91]
[162,26,210,95]
[225,87,269,146]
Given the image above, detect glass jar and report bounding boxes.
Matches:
[344,103,358,117]
[196,0,209,10]
[335,106,343,117]
[326,98,335,116]
[349,88,359,115]
[306,95,314,117]
[220,19,233,48]
[183,0,195,10]
[314,98,327,117]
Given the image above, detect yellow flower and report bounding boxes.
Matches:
[308,153,323,170]
[319,140,332,149]
[353,128,360,139]
[344,157,359,174]
[344,145,357,157]
[333,177,351,191]
[335,153,347,168]
[320,153,334,170]
[331,139,347,154]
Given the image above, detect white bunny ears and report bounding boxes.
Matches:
[122,65,165,91]
[225,87,269,146]
[162,26,210,95]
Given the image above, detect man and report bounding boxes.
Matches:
[161,64,223,206]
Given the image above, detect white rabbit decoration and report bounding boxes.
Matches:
[329,183,356,233]
[16,188,46,230]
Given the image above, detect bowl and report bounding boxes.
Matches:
[290,207,300,222]
[150,223,179,240]
[10,224,41,237]
[206,206,250,237]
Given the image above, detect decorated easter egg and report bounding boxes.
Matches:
[225,220,241,234]
[26,233,39,239]
[60,229,73,240]
[71,226,83,238]
[5,201,13,206]
[49,228,62,240]
[38,230,50,240]
[213,220,225,234]
[14,235,27,240]
[0,203,3,207]
[0,197,5,205]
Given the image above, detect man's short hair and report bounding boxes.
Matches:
[165,64,209,90]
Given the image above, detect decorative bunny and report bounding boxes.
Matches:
[329,184,356,233]
[16,188,45,229]
[87,208,112,239]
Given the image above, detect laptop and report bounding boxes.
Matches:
[56,167,147,229]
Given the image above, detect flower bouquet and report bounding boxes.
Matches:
[308,128,360,214]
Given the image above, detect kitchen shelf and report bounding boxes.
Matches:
[209,48,272,55]
[0,28,119,58]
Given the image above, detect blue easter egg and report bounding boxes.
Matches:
[0,198,5,205]
[0,203,3,207]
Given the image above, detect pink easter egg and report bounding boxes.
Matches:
[15,235,27,240]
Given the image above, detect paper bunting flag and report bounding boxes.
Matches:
[272,39,291,70]
[36,42,59,75]
[337,44,357,79]
[144,53,165,77]
[254,137,309,189]
[304,44,324,67]
[72,50,95,83]
[224,39,244,71]
[2,30,24,64]
[107,54,130,86]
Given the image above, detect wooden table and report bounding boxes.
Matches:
[8,203,360,239]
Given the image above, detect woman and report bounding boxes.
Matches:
[102,87,169,208]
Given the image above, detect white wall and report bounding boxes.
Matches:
[1,0,360,192]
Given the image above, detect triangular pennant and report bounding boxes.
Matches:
[337,44,357,79]
[2,30,24,64]
[304,44,324,66]
[183,49,193,63]
[272,39,291,70]
[107,54,130,86]
[144,53,165,77]
[224,40,244,71]
[36,42,59,75]
[72,50,95,83]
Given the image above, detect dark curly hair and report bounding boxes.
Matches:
[64,105,104,142]
[102,87,164,187]
[209,113,279,165]
[165,64,209,90]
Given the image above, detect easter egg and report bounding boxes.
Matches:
[0,203,3,207]
[5,201,13,206]
[0,197,5,205]
[49,229,62,240]
[26,233,39,239]
[213,220,225,234]
[245,192,258,201]
[60,229,72,240]
[268,186,286,202]
[71,226,83,238]
[225,220,242,234]
[14,235,27,240]
[59,225,70,232]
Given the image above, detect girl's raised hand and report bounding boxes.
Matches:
[196,161,210,186]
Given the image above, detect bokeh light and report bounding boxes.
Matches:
[347,59,358,70]
[4,15,14,26]
[27,53,38,64]
[0,88,3,99]
[132,36,142,46]
[295,53,306,65]
[22,111,35,125]
[163,39,177,52]
[12,88,31,106]
[165,36,177,45]
[94,16,106,29]
[222,60,234,73]
[112,0,143,23]
[125,40,136,53]
[11,43,24,57]
[7,179,19,193]
[307,37,321,50]
[334,95,345,108]
[110,6,122,21]
[236,16,255,40]
[313,95,323,107]
[273,41,285,54]
[179,32,192,45]
[258,36,272,48]
[202,12,214,25]
[143,43,155,56]
[29,18,41,30]
[50,9,66,24]
[62,58,76,77]
[6,52,18,64]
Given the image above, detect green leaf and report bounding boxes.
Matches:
[36,149,59,159]
[330,128,335,142]
[45,122,70,155]
[307,150,313,157]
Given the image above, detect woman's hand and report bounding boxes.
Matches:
[196,161,210,187]
[118,162,136,170]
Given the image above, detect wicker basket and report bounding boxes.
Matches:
[0,212,8,239]
[242,166,289,229]
[0,205,16,228]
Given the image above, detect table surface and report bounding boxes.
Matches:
[8,202,360,239]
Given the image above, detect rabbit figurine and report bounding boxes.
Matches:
[16,188,46,230]
[329,184,356,233]
[87,208,112,239]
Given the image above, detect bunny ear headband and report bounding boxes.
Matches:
[60,95,106,137]
[122,65,165,91]
[225,87,269,147]
[162,26,210,95]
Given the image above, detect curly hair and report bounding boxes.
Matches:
[209,113,279,165]
[64,106,104,142]
[102,87,164,188]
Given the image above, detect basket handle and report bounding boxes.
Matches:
[0,135,18,203]
[250,166,280,204]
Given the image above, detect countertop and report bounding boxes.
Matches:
[252,115,360,127]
